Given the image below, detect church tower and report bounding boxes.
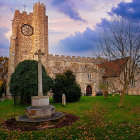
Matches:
[33,3,48,66]
[7,2,48,98]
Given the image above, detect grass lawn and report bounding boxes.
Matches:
[0,95,140,140]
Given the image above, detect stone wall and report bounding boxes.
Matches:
[103,73,140,95]
[48,54,100,95]
[128,71,140,95]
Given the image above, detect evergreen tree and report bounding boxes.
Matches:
[52,70,82,103]
[10,60,53,105]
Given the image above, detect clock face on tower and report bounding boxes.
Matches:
[21,24,33,36]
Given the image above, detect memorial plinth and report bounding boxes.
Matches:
[31,96,49,107]
[26,105,55,119]
[26,96,55,119]
[16,49,64,123]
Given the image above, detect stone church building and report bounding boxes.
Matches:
[7,2,140,97]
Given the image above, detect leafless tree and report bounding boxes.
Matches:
[98,17,140,107]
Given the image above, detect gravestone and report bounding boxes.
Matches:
[0,94,5,102]
[62,94,66,106]
[112,93,115,96]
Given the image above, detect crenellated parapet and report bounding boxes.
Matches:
[12,10,33,24]
[48,54,96,63]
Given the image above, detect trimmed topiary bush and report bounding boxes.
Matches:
[10,60,53,105]
[52,70,82,103]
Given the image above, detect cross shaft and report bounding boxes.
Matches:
[35,49,45,96]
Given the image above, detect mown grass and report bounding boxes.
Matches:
[0,95,140,140]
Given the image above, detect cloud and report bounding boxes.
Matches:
[53,0,140,56]
[110,0,140,21]
[50,0,86,22]
[53,14,140,55]
[0,1,18,29]
[54,27,98,53]
[53,18,111,54]
[0,0,133,57]
[0,27,10,56]
[53,17,115,54]
[0,1,5,7]
[0,0,14,11]
[96,18,111,29]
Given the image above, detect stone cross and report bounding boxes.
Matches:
[22,4,27,11]
[62,94,66,106]
[35,49,45,96]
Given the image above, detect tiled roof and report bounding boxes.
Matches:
[98,57,130,78]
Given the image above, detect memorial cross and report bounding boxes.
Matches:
[35,49,45,96]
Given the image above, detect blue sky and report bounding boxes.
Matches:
[0,0,139,57]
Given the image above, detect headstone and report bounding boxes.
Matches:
[0,94,5,102]
[62,94,66,106]
[112,93,115,96]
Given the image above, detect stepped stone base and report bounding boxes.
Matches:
[31,96,49,107]
[26,105,55,119]
[26,96,55,119]
[16,112,64,123]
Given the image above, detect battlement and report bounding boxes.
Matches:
[48,54,96,63]
[13,2,46,21]
[13,10,33,21]
[33,2,46,12]
[34,2,45,8]
[14,9,32,16]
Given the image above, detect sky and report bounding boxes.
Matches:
[0,0,139,57]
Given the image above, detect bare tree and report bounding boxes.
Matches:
[99,17,140,107]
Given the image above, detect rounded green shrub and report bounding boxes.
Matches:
[52,70,82,103]
[10,60,53,105]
